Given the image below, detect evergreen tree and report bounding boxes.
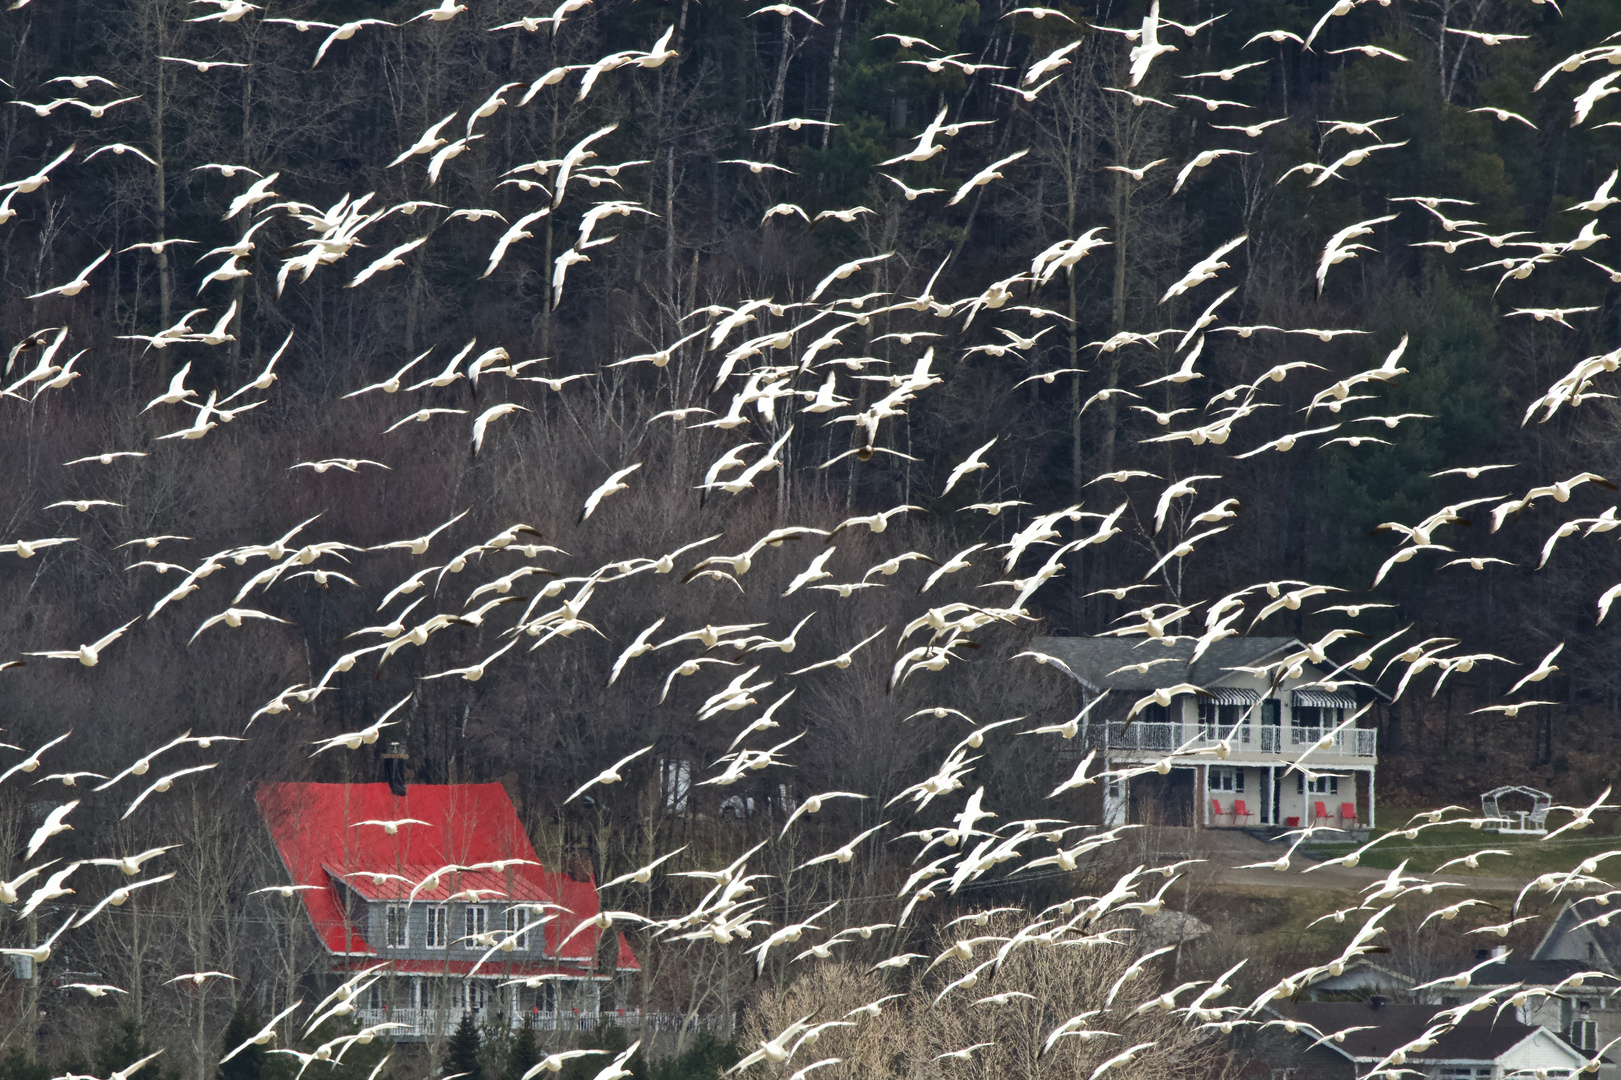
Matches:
[96,1021,157,1075]
[0,1049,49,1080]
[95,1021,181,1080]
[445,1012,483,1080]
[218,1001,266,1080]
[559,1028,640,1080]
[645,1034,738,1080]
[317,1016,389,1080]
[502,1025,540,1080]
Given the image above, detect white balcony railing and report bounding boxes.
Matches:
[356,1006,726,1038]
[1106,722,1375,758]
[1289,726,1378,757]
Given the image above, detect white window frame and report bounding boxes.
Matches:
[504,905,530,950]
[424,905,448,949]
[1295,773,1339,795]
[464,904,487,945]
[384,904,409,948]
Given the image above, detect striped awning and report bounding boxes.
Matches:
[1211,687,1261,705]
[1292,689,1358,708]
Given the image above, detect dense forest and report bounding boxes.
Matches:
[3,0,1621,1075]
[6,0,1621,775]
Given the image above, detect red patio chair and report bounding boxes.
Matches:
[1231,799,1254,825]
[1211,798,1225,824]
[1313,800,1331,825]
[1339,801,1357,826]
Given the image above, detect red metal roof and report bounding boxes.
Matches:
[327,862,556,903]
[256,782,638,970]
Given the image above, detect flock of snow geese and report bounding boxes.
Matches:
[9,0,1621,1076]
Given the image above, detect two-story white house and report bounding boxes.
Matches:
[1462,905,1621,1072]
[256,780,639,1038]
[1030,635,1385,830]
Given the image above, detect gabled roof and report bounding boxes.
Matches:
[1305,957,1414,990]
[1030,635,1298,693]
[256,782,637,970]
[329,862,553,903]
[1535,899,1621,973]
[1474,958,1614,988]
[1273,1002,1583,1065]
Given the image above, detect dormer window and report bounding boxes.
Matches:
[464,904,487,945]
[385,904,409,948]
[425,905,448,948]
[505,905,531,950]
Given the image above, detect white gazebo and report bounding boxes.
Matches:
[1481,784,1552,835]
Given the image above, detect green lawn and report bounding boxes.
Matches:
[1304,820,1621,878]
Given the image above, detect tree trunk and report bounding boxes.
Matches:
[153,60,171,336]
[1101,164,1129,475]
[763,18,796,161]
[821,0,848,148]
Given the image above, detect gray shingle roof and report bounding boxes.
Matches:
[1029,635,1303,692]
[1276,1002,1576,1064]
[1576,916,1621,971]
[1534,900,1621,974]
[1474,958,1615,988]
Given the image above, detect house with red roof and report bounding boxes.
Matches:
[256,780,638,1038]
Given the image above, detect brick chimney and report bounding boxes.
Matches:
[381,742,409,797]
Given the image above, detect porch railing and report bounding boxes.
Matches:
[1106,722,1375,758]
[356,1006,727,1038]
